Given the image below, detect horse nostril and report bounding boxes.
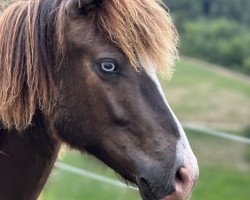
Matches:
[175,168,185,183]
[174,167,192,192]
[160,167,197,200]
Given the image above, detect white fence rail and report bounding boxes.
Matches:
[54,162,138,190]
[183,123,250,144]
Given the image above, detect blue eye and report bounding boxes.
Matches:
[99,61,118,73]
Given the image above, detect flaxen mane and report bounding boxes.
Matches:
[96,0,179,75]
[0,0,62,130]
[0,0,178,131]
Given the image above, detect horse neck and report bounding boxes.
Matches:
[0,112,61,200]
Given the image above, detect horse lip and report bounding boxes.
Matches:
[138,178,159,200]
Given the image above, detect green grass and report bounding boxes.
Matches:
[41,59,250,200]
[42,152,140,200]
[163,60,250,95]
[187,130,250,200]
[192,165,250,200]
[160,59,250,134]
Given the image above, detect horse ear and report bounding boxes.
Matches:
[66,0,101,18]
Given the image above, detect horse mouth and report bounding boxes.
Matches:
[138,178,158,200]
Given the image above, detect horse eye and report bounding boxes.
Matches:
[99,61,118,73]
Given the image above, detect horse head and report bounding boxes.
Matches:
[0,0,198,199]
[51,0,199,199]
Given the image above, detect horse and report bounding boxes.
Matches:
[0,0,199,200]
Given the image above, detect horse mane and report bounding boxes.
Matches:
[96,0,179,76]
[0,0,178,131]
[0,0,64,131]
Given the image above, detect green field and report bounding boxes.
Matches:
[161,59,250,134]
[42,59,250,200]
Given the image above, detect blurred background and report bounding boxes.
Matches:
[1,0,250,199]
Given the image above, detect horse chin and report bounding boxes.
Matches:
[138,178,158,200]
[138,187,192,200]
[160,191,192,200]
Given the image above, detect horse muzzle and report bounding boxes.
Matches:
[138,165,199,200]
[137,153,199,200]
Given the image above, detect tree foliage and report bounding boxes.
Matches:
[165,0,250,25]
[164,0,250,74]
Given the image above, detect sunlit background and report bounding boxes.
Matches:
[1,0,250,200]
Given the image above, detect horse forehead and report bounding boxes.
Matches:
[67,20,105,48]
[67,24,122,54]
